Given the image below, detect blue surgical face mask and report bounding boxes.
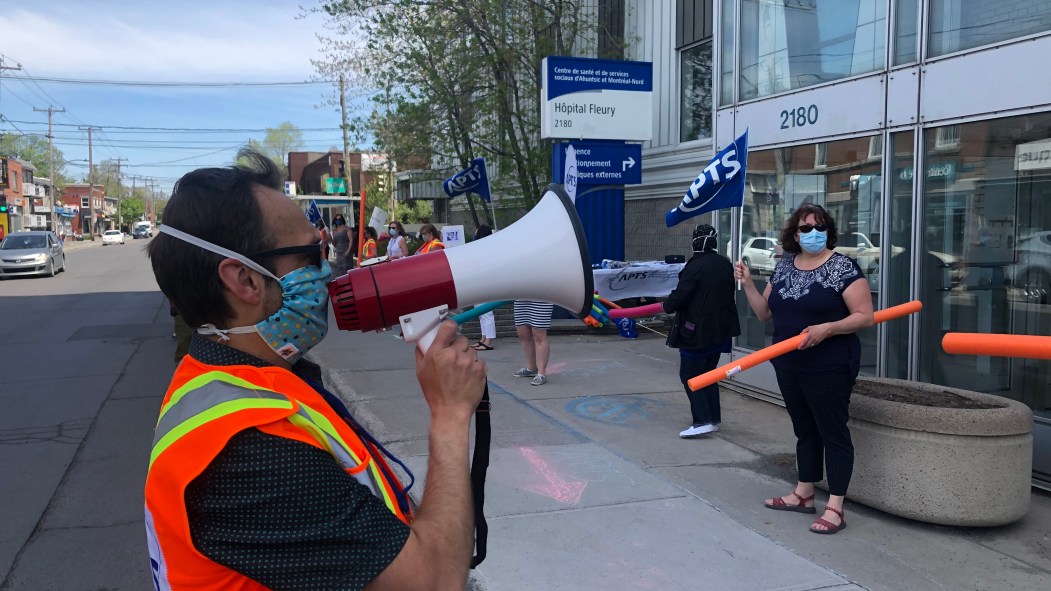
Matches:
[388,228,398,237]
[799,230,828,254]
[157,225,332,363]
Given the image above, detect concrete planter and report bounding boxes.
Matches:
[845,377,1032,526]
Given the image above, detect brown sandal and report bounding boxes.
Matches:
[810,506,847,534]
[764,492,816,514]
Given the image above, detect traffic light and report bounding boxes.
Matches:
[339,159,346,178]
[0,196,8,213]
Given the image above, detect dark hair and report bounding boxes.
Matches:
[365,226,378,240]
[147,147,282,328]
[332,214,346,225]
[419,223,440,239]
[779,203,838,254]
[388,221,406,236]
[474,224,492,240]
[315,219,326,230]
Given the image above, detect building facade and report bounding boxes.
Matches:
[623,0,1051,487]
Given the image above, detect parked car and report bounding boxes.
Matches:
[102,230,126,245]
[733,236,781,273]
[132,226,151,239]
[0,231,66,278]
[1008,231,1051,304]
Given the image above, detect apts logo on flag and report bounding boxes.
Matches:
[443,157,491,203]
[665,130,748,227]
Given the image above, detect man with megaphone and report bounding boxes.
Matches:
[144,148,486,591]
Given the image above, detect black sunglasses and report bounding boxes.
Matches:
[251,241,323,269]
[798,223,827,234]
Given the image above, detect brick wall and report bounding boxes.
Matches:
[625,196,714,261]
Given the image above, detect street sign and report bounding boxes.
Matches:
[541,56,653,141]
[552,142,642,185]
[325,178,346,194]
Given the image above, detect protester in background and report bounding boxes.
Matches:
[361,226,378,262]
[736,203,873,535]
[330,214,352,277]
[144,148,485,589]
[471,225,496,351]
[414,223,445,255]
[663,224,740,438]
[387,221,408,259]
[512,300,553,386]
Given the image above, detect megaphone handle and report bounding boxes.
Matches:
[399,305,449,354]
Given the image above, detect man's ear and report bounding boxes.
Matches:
[217,259,266,306]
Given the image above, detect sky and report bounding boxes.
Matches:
[0,0,373,194]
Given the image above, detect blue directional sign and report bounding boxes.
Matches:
[552,142,642,185]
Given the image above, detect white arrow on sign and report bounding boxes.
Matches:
[622,156,636,172]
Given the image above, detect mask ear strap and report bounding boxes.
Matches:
[158,225,280,281]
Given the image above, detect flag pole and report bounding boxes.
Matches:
[737,204,745,290]
[489,199,499,231]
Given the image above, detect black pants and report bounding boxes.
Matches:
[774,366,858,496]
[679,354,722,426]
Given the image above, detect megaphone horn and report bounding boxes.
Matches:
[329,184,594,336]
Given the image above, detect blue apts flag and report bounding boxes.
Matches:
[305,200,322,224]
[665,130,749,227]
[443,157,492,203]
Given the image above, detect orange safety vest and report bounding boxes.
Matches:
[144,356,412,590]
[361,238,377,259]
[414,239,444,255]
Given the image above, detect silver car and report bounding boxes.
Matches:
[0,231,66,278]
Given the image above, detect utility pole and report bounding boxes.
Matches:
[0,57,23,106]
[112,157,127,231]
[79,126,99,240]
[340,74,362,259]
[33,105,65,232]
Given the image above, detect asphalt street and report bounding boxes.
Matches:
[1,238,1048,590]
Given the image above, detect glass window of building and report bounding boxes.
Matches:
[737,136,882,374]
[893,0,919,65]
[678,1,715,142]
[918,113,1051,423]
[739,0,887,101]
[883,131,914,379]
[681,42,715,141]
[719,0,735,105]
[929,0,1051,57]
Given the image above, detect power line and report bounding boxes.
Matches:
[1,118,342,133]
[0,74,334,88]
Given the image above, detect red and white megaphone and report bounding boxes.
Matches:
[329,184,594,350]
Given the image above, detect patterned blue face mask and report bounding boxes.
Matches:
[158,225,332,363]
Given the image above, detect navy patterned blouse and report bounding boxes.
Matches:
[767,252,866,372]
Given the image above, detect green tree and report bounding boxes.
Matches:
[0,132,72,186]
[120,197,145,225]
[247,122,304,175]
[87,159,124,197]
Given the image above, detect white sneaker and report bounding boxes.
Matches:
[679,424,715,438]
[711,423,720,432]
[530,374,548,386]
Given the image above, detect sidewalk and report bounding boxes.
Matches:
[311,324,1050,591]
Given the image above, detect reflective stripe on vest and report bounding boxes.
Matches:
[415,239,442,255]
[149,372,394,510]
[150,372,291,470]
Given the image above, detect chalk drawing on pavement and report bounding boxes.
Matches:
[565,395,654,426]
[519,446,588,505]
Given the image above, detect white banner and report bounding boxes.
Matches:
[593,262,685,301]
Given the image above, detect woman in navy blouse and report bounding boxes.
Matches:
[735,204,873,535]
